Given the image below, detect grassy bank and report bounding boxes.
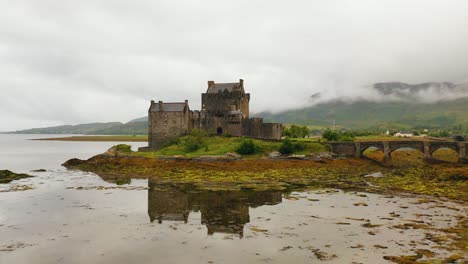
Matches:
[33,135,148,142]
[136,135,328,158]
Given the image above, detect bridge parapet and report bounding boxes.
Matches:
[330,141,468,164]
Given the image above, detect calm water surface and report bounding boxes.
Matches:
[0,135,466,263]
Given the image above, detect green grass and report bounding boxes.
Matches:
[135,136,327,157]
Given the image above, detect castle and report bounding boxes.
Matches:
[144,79,282,150]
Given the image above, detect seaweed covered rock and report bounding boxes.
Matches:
[62,158,87,168]
[103,144,133,157]
[0,170,33,184]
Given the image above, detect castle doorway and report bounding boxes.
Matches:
[216,127,223,135]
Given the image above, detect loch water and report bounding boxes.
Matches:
[0,135,466,263]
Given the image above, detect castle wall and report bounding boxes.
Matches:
[202,91,250,118]
[195,115,243,136]
[260,123,283,140]
[149,110,190,149]
[241,118,282,140]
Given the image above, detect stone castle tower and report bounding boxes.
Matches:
[144,79,282,150]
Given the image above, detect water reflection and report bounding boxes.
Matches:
[148,180,282,237]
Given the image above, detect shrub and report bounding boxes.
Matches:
[182,136,204,152]
[114,144,132,153]
[236,138,258,154]
[167,137,181,146]
[279,138,295,154]
[339,135,355,142]
[322,130,339,141]
[181,129,207,152]
[293,141,307,151]
[322,130,356,142]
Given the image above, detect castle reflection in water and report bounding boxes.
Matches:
[148,180,283,237]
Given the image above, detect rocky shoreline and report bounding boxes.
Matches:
[61,146,468,202]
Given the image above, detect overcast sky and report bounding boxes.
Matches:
[1,0,468,131]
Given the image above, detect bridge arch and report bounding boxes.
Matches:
[358,142,385,156]
[388,141,425,155]
[429,144,459,155]
[388,146,425,155]
[361,146,385,162]
[431,147,459,163]
[360,145,384,155]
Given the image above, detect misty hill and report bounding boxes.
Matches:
[127,116,147,123]
[374,82,458,96]
[8,82,468,134]
[258,98,468,130]
[9,122,123,134]
[257,82,468,130]
[11,98,468,135]
[8,120,148,135]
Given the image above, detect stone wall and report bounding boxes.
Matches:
[330,142,356,157]
[202,91,250,118]
[241,118,282,140]
[149,110,191,149]
[330,141,468,163]
[260,123,283,140]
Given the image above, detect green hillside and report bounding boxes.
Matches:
[91,121,147,135]
[8,98,468,134]
[258,98,468,130]
[8,121,147,135]
[9,122,123,134]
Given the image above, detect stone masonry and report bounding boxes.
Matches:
[330,141,468,163]
[144,79,282,150]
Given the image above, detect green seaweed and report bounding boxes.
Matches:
[0,170,33,184]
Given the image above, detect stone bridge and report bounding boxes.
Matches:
[330,141,468,163]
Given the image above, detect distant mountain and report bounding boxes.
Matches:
[9,122,123,134]
[8,82,468,134]
[373,82,458,96]
[8,120,148,135]
[90,121,147,135]
[127,116,147,123]
[259,98,468,129]
[257,82,468,129]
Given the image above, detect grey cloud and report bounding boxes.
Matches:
[1,0,468,131]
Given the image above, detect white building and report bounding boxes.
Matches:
[394,131,414,138]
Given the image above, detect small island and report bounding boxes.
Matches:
[58,79,468,262]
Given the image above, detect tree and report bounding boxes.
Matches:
[283,125,310,138]
[322,129,339,141]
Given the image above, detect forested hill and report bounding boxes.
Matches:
[258,98,468,130]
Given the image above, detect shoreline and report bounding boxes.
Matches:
[62,150,468,202]
[30,135,148,142]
